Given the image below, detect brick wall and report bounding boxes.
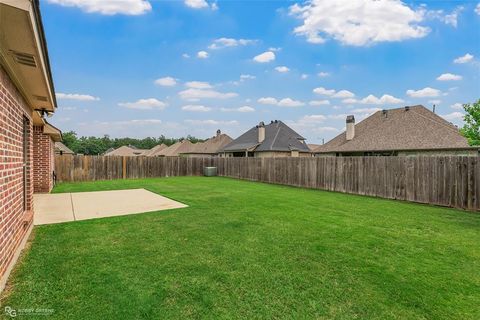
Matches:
[33,126,54,193]
[0,65,34,290]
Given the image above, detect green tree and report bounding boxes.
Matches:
[62,131,78,149]
[58,130,205,155]
[460,99,480,146]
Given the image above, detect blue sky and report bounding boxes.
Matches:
[45,0,480,143]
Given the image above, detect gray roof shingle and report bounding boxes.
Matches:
[314,105,473,153]
[222,120,310,153]
[181,133,233,155]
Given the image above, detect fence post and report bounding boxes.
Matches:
[122,156,127,179]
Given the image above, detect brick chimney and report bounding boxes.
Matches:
[257,121,265,143]
[346,115,355,141]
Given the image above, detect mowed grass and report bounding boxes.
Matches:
[1,177,479,319]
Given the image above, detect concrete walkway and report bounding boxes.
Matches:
[34,189,188,225]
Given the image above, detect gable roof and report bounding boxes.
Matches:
[222,120,310,153]
[104,146,147,156]
[181,134,233,155]
[307,144,321,152]
[151,140,194,157]
[315,105,472,153]
[54,142,74,155]
[143,144,168,156]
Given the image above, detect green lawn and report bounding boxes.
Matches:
[1,177,479,319]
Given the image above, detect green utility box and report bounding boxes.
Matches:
[204,167,217,177]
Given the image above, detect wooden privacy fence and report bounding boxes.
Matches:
[54,155,213,182]
[55,155,480,211]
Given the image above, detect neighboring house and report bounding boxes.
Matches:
[180,130,233,157]
[0,0,59,291]
[307,144,321,152]
[221,120,311,157]
[150,140,194,157]
[55,141,74,155]
[34,121,62,193]
[314,105,479,156]
[143,143,168,156]
[102,147,115,155]
[104,145,147,156]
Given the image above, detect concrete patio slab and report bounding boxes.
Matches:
[34,189,187,225]
[34,193,75,225]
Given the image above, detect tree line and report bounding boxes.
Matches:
[62,131,205,155]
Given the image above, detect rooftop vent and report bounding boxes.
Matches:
[10,51,37,67]
[382,109,388,118]
[405,106,410,111]
[33,95,48,102]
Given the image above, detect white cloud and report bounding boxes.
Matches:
[257,97,304,107]
[118,98,167,110]
[181,105,212,112]
[47,0,151,15]
[184,119,239,126]
[451,103,464,110]
[253,51,275,63]
[427,6,464,27]
[268,47,282,52]
[221,106,255,112]
[278,98,305,107]
[352,107,382,114]
[62,106,77,110]
[185,81,212,89]
[313,87,336,96]
[154,77,177,87]
[359,94,404,105]
[309,100,330,106]
[342,98,357,104]
[178,88,237,101]
[476,3,480,15]
[444,6,463,27]
[332,90,355,98]
[436,73,462,81]
[454,53,474,64]
[300,114,327,123]
[317,71,330,77]
[240,74,256,81]
[301,74,308,79]
[289,0,429,46]
[406,87,441,98]
[258,97,278,105]
[182,53,190,58]
[428,99,441,105]
[315,126,339,133]
[184,0,215,9]
[56,93,100,101]
[275,66,290,73]
[208,38,256,49]
[313,87,355,99]
[441,112,464,121]
[197,51,209,59]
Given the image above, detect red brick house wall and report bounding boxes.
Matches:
[33,126,54,193]
[0,65,34,288]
